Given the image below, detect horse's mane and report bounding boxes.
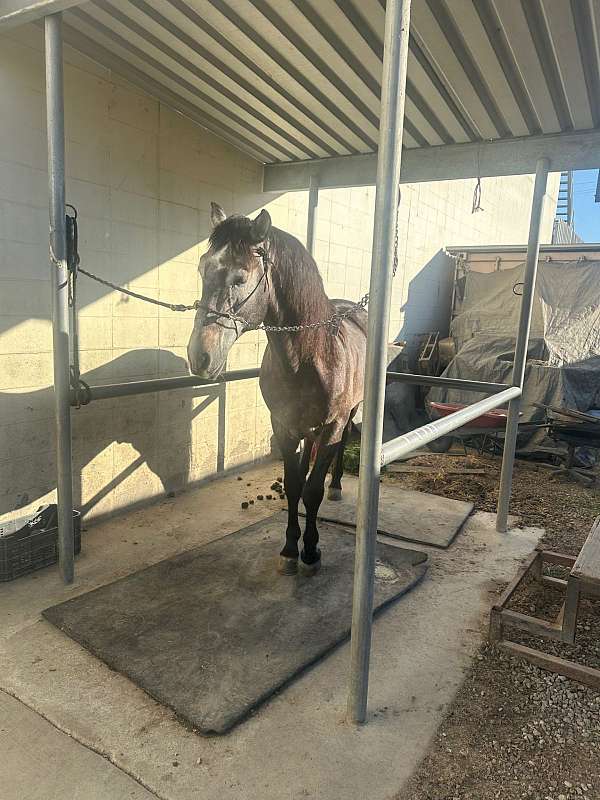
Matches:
[267,227,332,326]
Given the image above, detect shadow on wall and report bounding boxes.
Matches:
[383,249,456,441]
[394,249,456,361]
[0,192,288,341]
[0,195,291,519]
[0,349,225,520]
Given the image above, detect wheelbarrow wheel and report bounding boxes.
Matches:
[427,436,453,453]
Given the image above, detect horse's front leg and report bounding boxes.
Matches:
[301,441,338,576]
[272,419,302,575]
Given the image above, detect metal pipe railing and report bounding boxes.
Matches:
[45,12,74,585]
[71,368,261,405]
[496,157,550,532]
[386,371,508,393]
[347,0,412,725]
[381,386,521,466]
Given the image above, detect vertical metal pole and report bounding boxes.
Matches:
[347,0,411,724]
[306,174,319,256]
[496,157,549,533]
[217,383,226,472]
[45,13,75,583]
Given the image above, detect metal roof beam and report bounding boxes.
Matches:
[0,0,83,28]
[263,128,600,191]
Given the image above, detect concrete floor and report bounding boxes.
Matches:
[0,462,542,800]
[1,691,155,800]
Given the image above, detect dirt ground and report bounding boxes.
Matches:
[385,452,600,800]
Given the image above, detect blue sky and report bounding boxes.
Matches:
[572,169,599,242]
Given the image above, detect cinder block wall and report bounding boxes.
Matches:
[0,24,558,521]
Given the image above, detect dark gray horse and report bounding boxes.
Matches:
[188,204,366,575]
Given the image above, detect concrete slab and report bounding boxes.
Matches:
[0,462,543,800]
[0,690,155,800]
[306,474,474,548]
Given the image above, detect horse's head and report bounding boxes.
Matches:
[187,203,272,378]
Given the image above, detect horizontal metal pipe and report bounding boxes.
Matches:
[381,385,521,466]
[386,371,508,393]
[72,368,261,404]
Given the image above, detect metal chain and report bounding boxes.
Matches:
[76,266,201,313]
[50,192,402,335]
[259,291,370,333]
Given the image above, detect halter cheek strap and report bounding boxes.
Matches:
[202,247,271,331]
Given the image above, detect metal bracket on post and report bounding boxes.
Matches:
[496,157,550,533]
[306,174,319,257]
[45,12,75,583]
[346,0,412,725]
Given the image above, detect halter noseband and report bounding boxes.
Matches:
[201,246,270,333]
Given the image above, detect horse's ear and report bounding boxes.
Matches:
[250,209,271,243]
[210,202,227,228]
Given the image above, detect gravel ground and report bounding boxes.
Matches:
[386,452,600,800]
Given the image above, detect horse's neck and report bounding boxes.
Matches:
[264,246,331,369]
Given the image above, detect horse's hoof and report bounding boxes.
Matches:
[278,555,298,576]
[299,557,321,577]
[327,486,342,501]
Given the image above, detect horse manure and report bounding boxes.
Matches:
[266,494,273,500]
[246,483,251,486]
[237,476,243,481]
[257,495,264,500]
[249,499,254,504]
[277,476,282,482]
[241,502,249,509]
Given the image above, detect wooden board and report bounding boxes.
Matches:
[572,516,600,588]
[387,464,485,475]
[498,641,600,690]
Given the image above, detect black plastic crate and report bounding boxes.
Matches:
[0,505,81,582]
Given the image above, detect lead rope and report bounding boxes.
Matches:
[51,194,403,336]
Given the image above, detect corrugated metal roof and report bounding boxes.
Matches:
[59,0,600,165]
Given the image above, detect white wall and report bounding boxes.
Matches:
[0,23,559,521]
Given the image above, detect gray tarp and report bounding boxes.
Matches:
[428,260,600,423]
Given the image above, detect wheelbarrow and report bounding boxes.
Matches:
[426,400,522,455]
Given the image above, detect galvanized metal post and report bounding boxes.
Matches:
[347,0,411,724]
[496,157,550,533]
[217,382,226,472]
[45,12,75,583]
[306,174,319,256]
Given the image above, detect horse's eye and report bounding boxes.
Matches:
[232,273,247,287]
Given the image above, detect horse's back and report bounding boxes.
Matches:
[330,299,368,337]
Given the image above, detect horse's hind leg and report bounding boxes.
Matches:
[301,442,337,575]
[272,420,302,575]
[327,419,351,501]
